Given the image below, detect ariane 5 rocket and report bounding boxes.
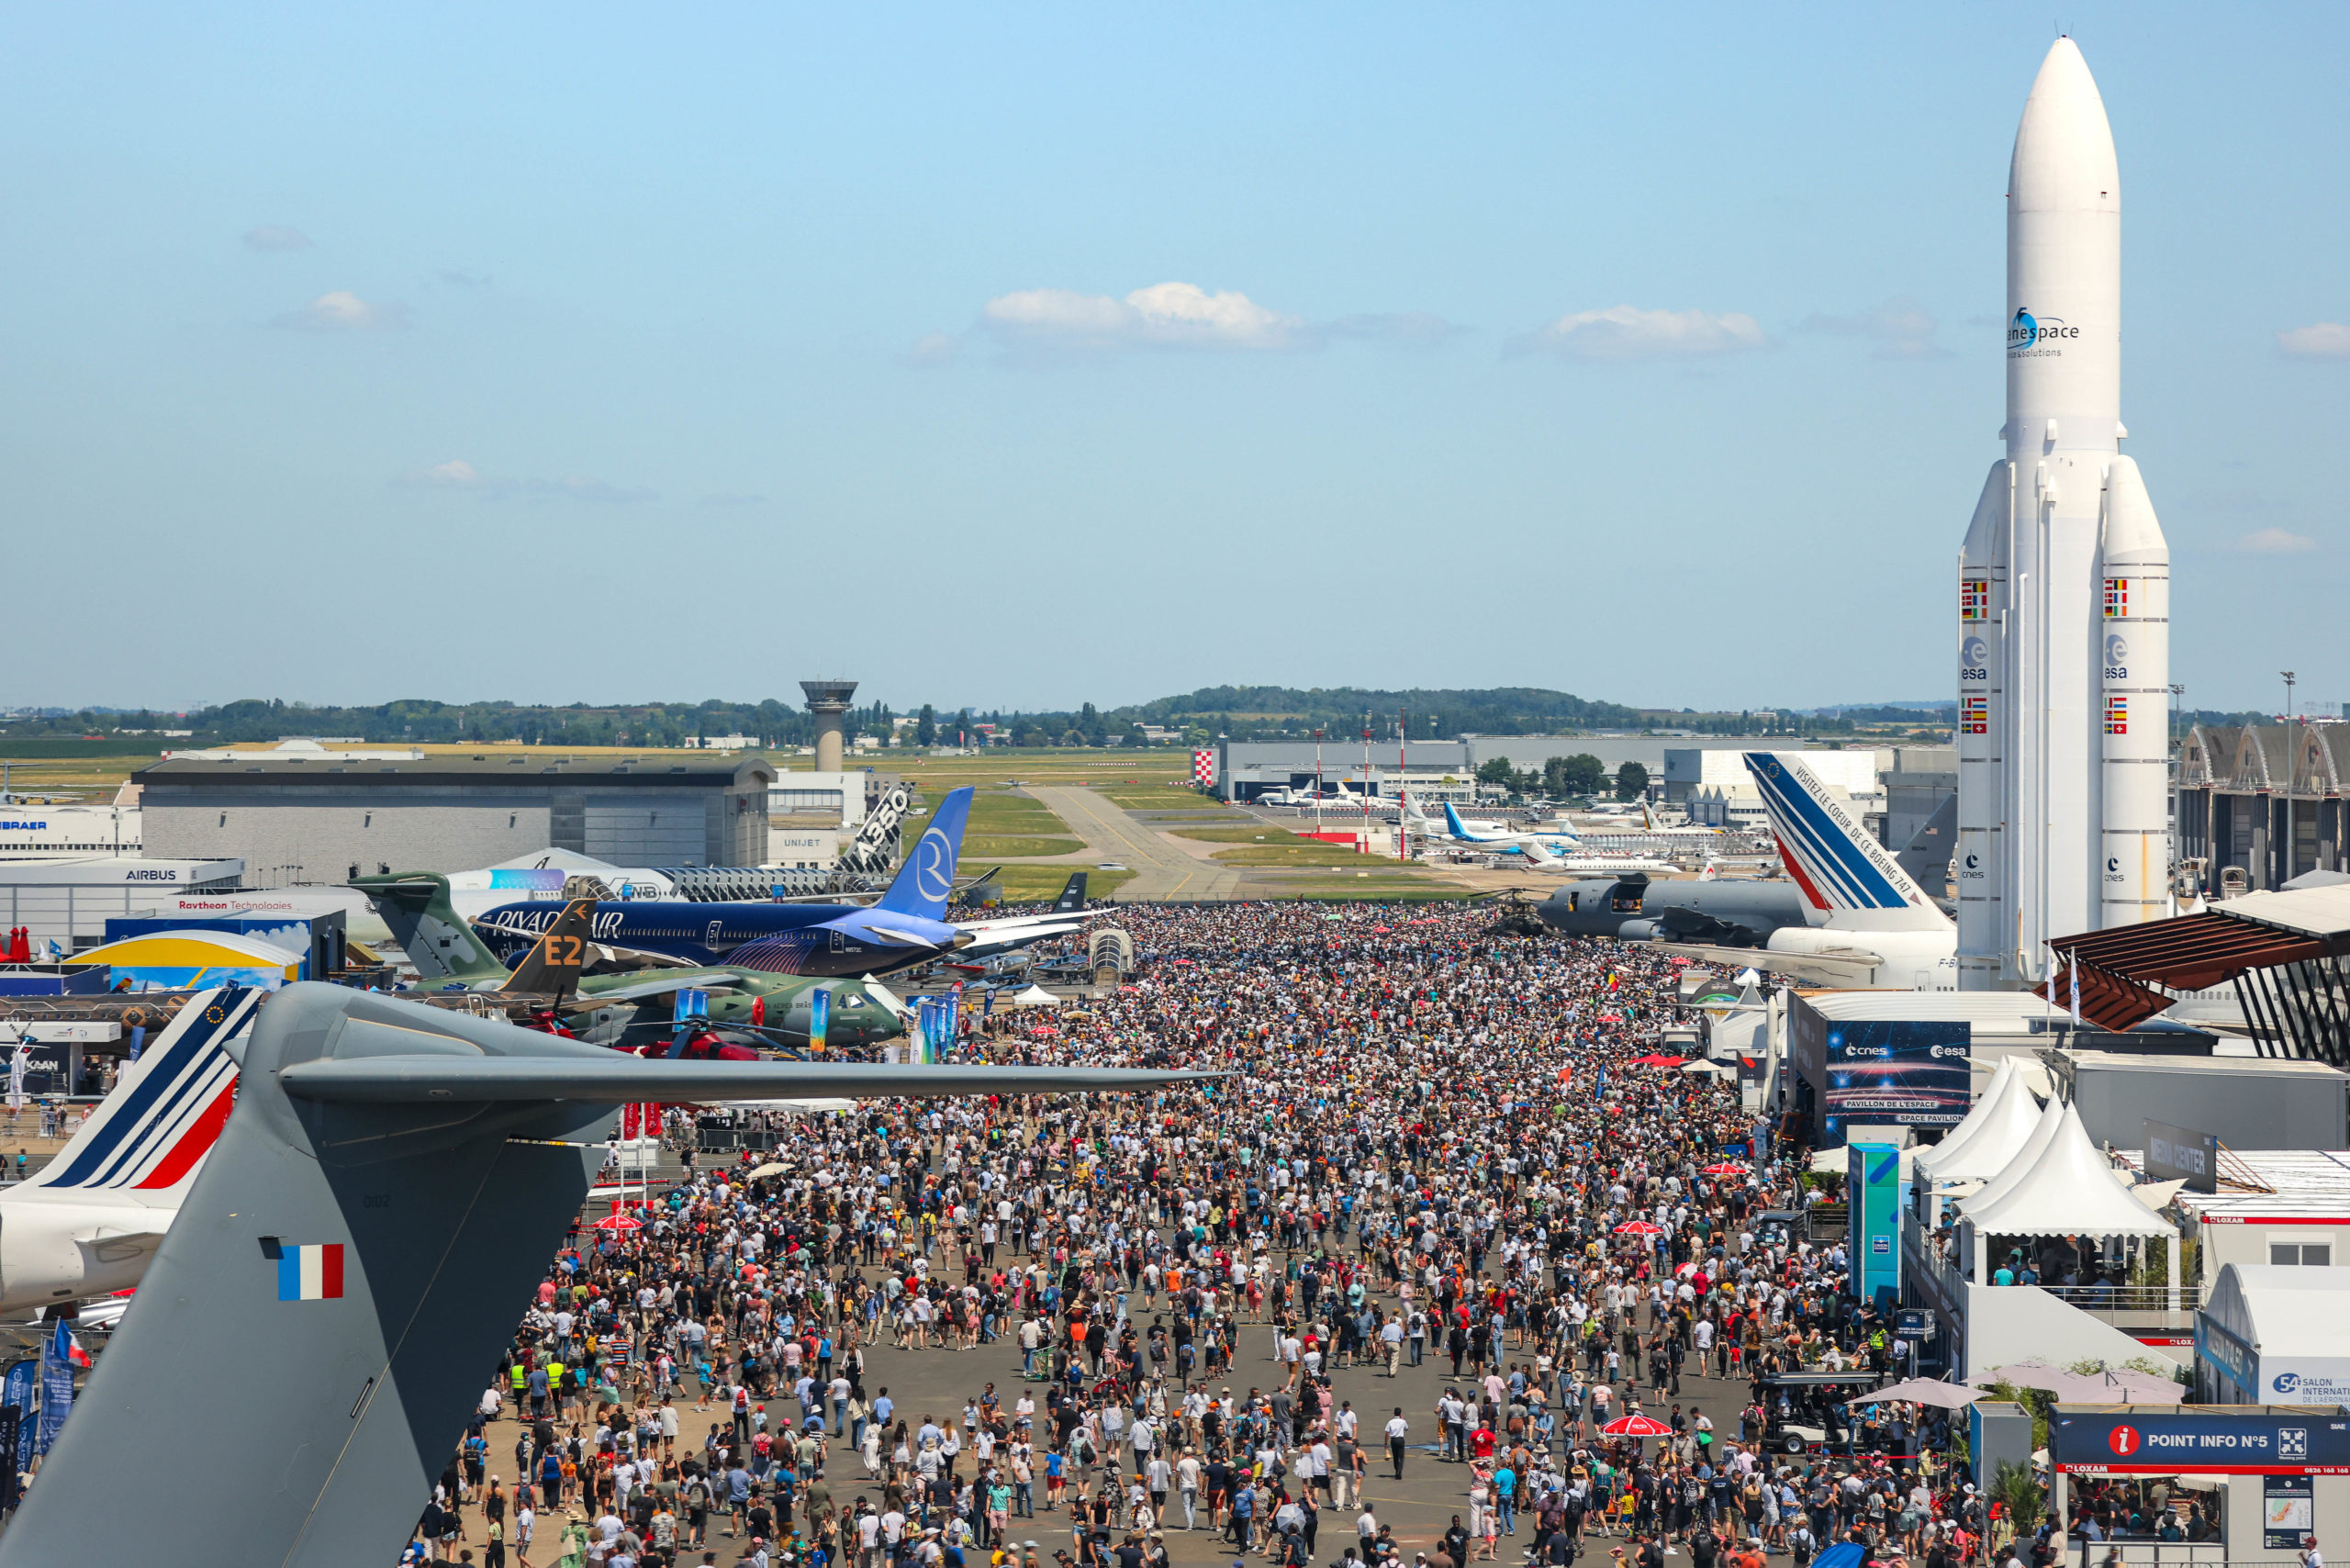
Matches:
[1957,38,2170,991]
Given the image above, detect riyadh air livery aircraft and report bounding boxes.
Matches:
[475,786,1091,979]
[0,984,257,1314]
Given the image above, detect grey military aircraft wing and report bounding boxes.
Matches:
[0,984,1213,1567]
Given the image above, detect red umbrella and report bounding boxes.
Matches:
[1613,1220,1664,1236]
[1601,1414,1672,1438]
[592,1213,643,1233]
[1702,1162,1749,1177]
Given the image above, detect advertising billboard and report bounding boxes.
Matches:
[2143,1118,2218,1194]
[1819,1020,1971,1144]
[1849,1142,1902,1305]
[2049,1407,2350,1476]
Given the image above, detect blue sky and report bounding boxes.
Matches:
[5,4,2345,717]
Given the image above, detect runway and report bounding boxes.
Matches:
[1025,787,1244,902]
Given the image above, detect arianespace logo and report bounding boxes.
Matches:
[2009,307,2078,353]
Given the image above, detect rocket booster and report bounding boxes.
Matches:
[1956,38,2170,991]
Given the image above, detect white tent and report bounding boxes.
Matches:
[2201,1264,2350,1404]
[1962,1102,2178,1241]
[1009,985,1064,1009]
[1919,1058,2045,1191]
[1914,1058,2018,1177]
[1951,1093,2065,1217]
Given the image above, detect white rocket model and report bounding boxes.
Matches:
[1957,38,2170,991]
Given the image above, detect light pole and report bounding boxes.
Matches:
[2283,672,2298,724]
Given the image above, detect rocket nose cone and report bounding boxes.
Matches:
[2010,36,2119,206]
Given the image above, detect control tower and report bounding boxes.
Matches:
[800,679,857,774]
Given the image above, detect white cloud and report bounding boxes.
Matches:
[981,282,1305,353]
[1510,305,1768,362]
[390,459,655,504]
[2236,527,2318,554]
[414,459,479,487]
[272,290,408,331]
[243,225,312,252]
[1798,296,1947,359]
[904,330,964,368]
[2277,322,2350,359]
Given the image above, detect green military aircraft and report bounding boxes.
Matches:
[348,872,905,1051]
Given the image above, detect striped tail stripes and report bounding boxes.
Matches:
[24,985,256,1199]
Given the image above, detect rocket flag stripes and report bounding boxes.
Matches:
[277,1244,345,1302]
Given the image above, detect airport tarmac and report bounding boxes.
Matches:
[1027,788,1244,902]
[464,1294,1767,1568]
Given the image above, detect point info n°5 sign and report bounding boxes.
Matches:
[2050,1407,2350,1476]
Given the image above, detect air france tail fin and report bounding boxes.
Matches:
[877,786,972,920]
[16,984,259,1206]
[501,898,597,1006]
[1741,752,1940,920]
[1051,872,1089,914]
[348,873,509,985]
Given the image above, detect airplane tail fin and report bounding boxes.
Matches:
[1051,872,1089,914]
[501,898,598,1008]
[877,786,973,920]
[1520,840,1557,868]
[1641,802,1659,832]
[1741,752,1941,922]
[1442,801,1472,839]
[1897,793,1959,895]
[0,985,1203,1566]
[346,872,509,985]
[17,984,259,1206]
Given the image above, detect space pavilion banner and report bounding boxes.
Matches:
[1820,1021,1970,1144]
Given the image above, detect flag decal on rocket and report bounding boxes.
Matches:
[2105,696,2129,736]
[2103,578,2129,617]
[1961,580,1989,621]
[1963,696,1988,736]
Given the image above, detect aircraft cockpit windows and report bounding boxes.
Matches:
[1566,892,1580,912]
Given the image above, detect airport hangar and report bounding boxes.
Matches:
[137,752,775,888]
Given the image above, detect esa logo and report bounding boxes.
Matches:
[2009,307,2078,351]
[1961,635,1988,681]
[2104,633,2128,680]
[1927,1044,1964,1059]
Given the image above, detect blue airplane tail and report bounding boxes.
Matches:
[878,785,973,920]
[1442,801,1473,839]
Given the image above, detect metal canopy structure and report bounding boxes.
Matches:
[2042,885,2350,1064]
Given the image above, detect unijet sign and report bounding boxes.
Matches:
[2051,1408,2350,1475]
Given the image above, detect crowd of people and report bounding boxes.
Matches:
[407,903,2042,1568]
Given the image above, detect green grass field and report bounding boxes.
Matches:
[961,835,1085,858]
[1093,782,1221,811]
[978,866,1136,902]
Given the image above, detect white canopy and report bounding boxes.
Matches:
[1952,1092,2065,1215]
[1919,1058,2044,1186]
[1914,1058,2015,1177]
[1962,1102,2178,1239]
[1009,985,1064,1008]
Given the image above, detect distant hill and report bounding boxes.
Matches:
[1116,686,1641,737]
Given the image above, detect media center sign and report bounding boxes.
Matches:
[2051,1408,2350,1476]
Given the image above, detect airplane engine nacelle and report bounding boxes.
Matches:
[1616,920,1660,940]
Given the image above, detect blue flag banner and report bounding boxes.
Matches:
[35,1322,80,1454]
[1,1357,34,1473]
